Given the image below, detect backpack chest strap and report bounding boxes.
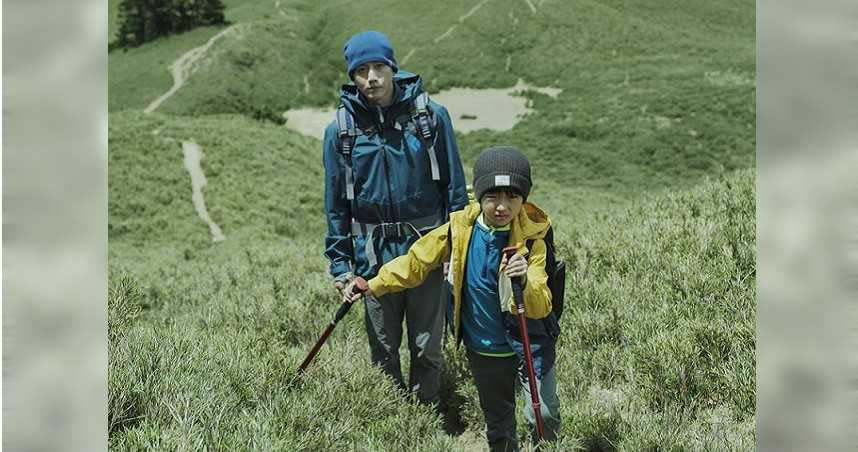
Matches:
[351,212,445,267]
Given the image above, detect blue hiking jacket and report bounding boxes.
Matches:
[323,71,468,279]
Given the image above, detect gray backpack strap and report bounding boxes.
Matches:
[336,105,362,200]
[412,92,441,181]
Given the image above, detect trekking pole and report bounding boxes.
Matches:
[297,277,368,374]
[503,247,546,442]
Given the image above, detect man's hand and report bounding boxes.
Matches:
[502,252,528,284]
[334,274,354,296]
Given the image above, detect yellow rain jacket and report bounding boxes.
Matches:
[368,201,553,342]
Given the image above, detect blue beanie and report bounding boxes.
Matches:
[343,31,398,79]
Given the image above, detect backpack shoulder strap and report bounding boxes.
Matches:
[412,92,441,181]
[335,106,365,244]
[335,105,362,201]
[525,227,548,250]
[412,92,436,138]
[527,226,556,269]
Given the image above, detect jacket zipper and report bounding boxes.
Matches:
[376,106,397,226]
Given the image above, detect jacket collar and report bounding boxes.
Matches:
[339,70,424,116]
[476,213,511,233]
[454,202,551,251]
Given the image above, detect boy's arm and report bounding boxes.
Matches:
[522,239,552,319]
[368,223,453,297]
[322,123,354,280]
[433,104,469,212]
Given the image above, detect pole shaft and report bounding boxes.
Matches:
[513,280,546,441]
[296,278,368,374]
[297,322,335,373]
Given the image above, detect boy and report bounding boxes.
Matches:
[344,146,561,451]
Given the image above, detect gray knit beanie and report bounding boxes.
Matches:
[472,146,532,202]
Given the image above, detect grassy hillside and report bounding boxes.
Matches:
[108,110,755,449]
[557,169,755,449]
[108,0,756,449]
[108,0,119,41]
[109,0,754,196]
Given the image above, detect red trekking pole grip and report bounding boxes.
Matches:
[503,246,546,442]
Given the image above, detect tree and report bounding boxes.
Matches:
[114,0,226,48]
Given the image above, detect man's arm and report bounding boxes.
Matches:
[323,122,354,281]
[433,104,469,212]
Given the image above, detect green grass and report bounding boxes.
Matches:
[108,0,298,111]
[108,0,119,41]
[108,0,756,449]
[108,108,755,449]
[555,169,756,449]
[109,0,753,197]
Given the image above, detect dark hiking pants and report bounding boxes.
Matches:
[466,349,561,452]
[363,268,444,406]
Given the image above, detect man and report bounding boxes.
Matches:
[322,30,468,408]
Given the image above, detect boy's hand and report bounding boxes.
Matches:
[502,252,528,284]
[342,279,371,304]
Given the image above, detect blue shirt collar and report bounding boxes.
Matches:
[476,212,511,233]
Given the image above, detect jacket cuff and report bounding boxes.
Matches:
[333,271,353,284]
[368,278,389,298]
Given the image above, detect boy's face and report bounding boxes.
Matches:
[480,188,523,228]
[352,61,395,107]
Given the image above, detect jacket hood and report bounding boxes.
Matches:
[454,201,551,250]
[339,70,424,115]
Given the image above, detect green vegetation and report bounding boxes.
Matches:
[113,0,225,48]
[109,0,120,42]
[558,169,755,449]
[109,0,755,449]
[110,0,753,196]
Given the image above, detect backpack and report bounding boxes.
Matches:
[335,92,447,268]
[335,91,440,203]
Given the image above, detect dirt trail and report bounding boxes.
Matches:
[144,26,236,114]
[381,0,489,68]
[523,0,537,14]
[401,48,417,66]
[182,141,226,242]
[454,429,488,451]
[435,0,491,44]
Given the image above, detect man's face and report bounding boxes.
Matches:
[352,61,395,107]
[480,188,523,228]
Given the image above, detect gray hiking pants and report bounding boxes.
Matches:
[363,267,444,406]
